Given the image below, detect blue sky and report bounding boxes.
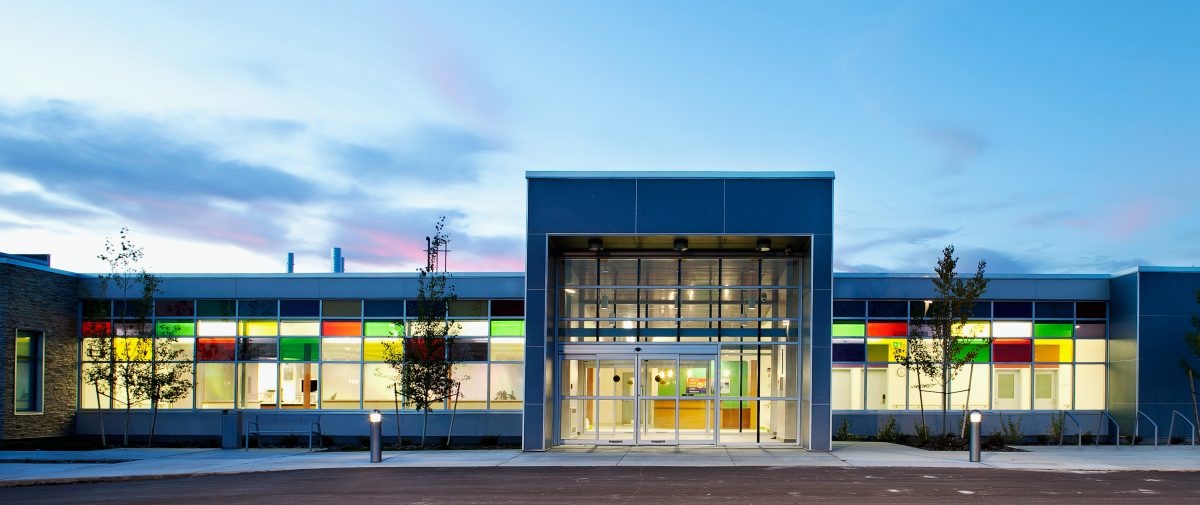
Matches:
[0,1,1197,274]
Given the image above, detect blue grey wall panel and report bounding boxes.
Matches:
[723,178,833,235]
[1137,272,1200,430]
[1108,272,1139,428]
[528,178,637,234]
[634,179,725,233]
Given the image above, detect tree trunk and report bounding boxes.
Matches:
[446,384,459,448]
[961,362,976,439]
[941,349,949,437]
[916,371,926,437]
[148,404,158,447]
[393,387,402,448]
[1190,369,1199,441]
[95,386,108,447]
[123,388,132,447]
[421,408,429,448]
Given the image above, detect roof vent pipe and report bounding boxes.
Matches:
[331,247,343,273]
[286,252,295,273]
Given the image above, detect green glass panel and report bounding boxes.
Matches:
[156,321,195,336]
[490,320,525,336]
[1034,323,1073,338]
[833,322,865,337]
[364,321,404,337]
[954,338,990,362]
[279,337,320,361]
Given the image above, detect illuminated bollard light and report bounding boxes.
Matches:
[969,410,982,463]
[369,409,383,463]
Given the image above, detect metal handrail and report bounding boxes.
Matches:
[1097,412,1120,447]
[1059,411,1082,447]
[1168,410,1197,446]
[1135,410,1158,447]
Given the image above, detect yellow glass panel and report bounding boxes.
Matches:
[364,337,401,361]
[866,338,906,362]
[113,337,152,361]
[280,321,320,336]
[952,321,991,338]
[1034,340,1073,362]
[239,320,278,336]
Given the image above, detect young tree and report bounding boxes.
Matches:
[89,228,192,446]
[398,218,461,447]
[379,329,407,447]
[898,245,989,437]
[1181,290,1200,440]
[140,321,193,446]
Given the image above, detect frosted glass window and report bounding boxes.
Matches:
[489,363,524,410]
[321,364,361,409]
[865,364,907,410]
[197,320,236,336]
[453,364,489,410]
[490,337,524,361]
[452,320,489,336]
[992,321,1032,338]
[322,337,362,361]
[1075,364,1106,409]
[197,363,236,409]
[1075,339,1105,362]
[364,363,400,410]
[280,321,320,336]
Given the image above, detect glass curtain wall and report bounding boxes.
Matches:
[557,257,801,445]
[79,298,526,412]
[831,300,1107,412]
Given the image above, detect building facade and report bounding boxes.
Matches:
[0,172,1198,450]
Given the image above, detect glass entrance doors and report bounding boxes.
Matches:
[559,354,716,445]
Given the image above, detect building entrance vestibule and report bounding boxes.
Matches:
[560,353,716,445]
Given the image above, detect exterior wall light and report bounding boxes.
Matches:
[588,238,603,252]
[674,238,688,252]
[756,238,771,252]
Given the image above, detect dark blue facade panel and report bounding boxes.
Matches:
[526,234,548,291]
[634,179,725,233]
[1139,272,1200,316]
[528,179,638,234]
[723,178,833,235]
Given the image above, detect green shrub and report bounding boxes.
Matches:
[834,418,860,441]
[877,417,899,442]
[1048,412,1065,442]
[1000,414,1023,445]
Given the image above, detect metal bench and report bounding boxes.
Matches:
[245,414,322,450]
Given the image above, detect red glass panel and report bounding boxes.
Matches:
[82,321,112,337]
[866,321,907,337]
[993,339,1032,362]
[321,320,362,336]
[404,337,447,361]
[196,338,236,361]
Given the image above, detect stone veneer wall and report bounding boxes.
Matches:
[0,262,79,439]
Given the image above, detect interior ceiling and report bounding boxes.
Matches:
[550,235,810,253]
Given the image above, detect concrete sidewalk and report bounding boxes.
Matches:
[1,442,1197,485]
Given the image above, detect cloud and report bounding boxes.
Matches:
[923,125,989,173]
[0,100,520,271]
[327,124,500,183]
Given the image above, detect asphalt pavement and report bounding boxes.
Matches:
[1,466,1198,504]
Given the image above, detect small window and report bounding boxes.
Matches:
[867,300,906,318]
[997,372,1016,400]
[491,300,524,317]
[15,330,43,412]
[238,300,278,317]
[833,300,866,318]
[280,300,321,318]
[363,300,405,318]
[993,301,1032,319]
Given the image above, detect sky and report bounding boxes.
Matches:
[0,0,1197,275]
